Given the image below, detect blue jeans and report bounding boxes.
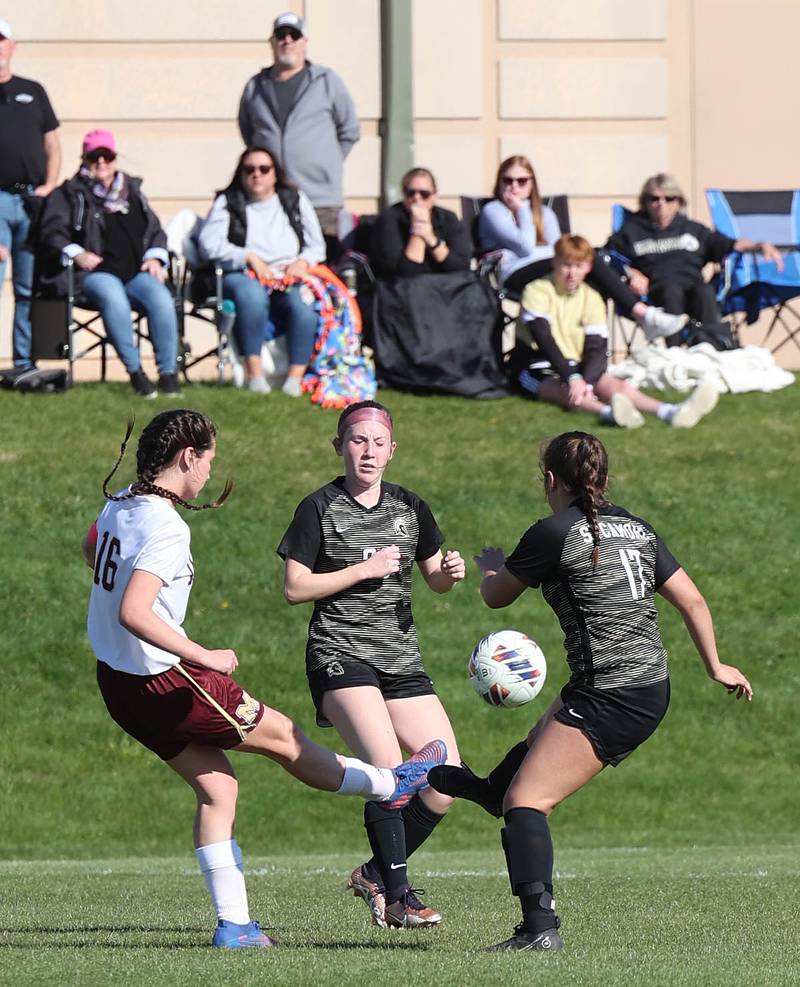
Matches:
[222,272,318,365]
[81,271,178,374]
[0,190,35,367]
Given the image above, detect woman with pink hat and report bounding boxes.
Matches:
[37,128,180,397]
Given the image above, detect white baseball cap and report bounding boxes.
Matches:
[0,18,14,40]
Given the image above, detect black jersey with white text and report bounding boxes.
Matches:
[505,502,680,689]
[277,478,444,675]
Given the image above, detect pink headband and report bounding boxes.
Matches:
[338,407,393,437]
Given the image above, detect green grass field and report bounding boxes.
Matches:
[1,380,798,982]
[2,848,798,985]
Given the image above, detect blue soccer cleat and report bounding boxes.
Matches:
[386,739,447,810]
[211,919,276,949]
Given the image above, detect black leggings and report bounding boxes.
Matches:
[505,257,641,318]
[648,277,721,324]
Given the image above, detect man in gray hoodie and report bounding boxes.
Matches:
[238,12,360,247]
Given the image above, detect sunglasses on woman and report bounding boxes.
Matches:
[243,163,274,176]
[85,149,117,164]
[647,194,678,204]
[404,187,433,200]
[501,175,532,187]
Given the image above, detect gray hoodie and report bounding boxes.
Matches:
[238,61,360,209]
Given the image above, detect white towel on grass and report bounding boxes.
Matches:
[606,343,795,394]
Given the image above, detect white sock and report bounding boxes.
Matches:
[599,405,613,423]
[195,839,250,924]
[335,756,395,799]
[657,403,679,422]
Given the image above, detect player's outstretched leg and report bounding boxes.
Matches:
[428,741,529,817]
[385,739,447,810]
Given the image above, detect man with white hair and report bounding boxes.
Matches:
[0,17,61,368]
[238,12,360,252]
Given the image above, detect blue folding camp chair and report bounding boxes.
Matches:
[706,189,800,355]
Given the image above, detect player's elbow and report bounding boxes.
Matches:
[283,582,305,605]
[118,600,144,634]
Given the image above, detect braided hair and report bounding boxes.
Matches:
[542,431,609,565]
[102,410,233,510]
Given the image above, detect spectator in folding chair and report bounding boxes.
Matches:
[367,168,508,399]
[197,146,325,396]
[36,129,179,397]
[370,167,472,279]
[478,155,687,341]
[604,173,783,346]
[512,234,718,430]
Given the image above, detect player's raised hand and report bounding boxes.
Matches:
[441,549,466,582]
[711,663,753,701]
[474,546,506,575]
[363,544,401,579]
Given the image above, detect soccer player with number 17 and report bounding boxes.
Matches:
[430,430,752,952]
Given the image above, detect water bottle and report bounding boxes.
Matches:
[218,298,236,337]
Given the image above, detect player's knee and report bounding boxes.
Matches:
[502,785,554,817]
[199,771,239,811]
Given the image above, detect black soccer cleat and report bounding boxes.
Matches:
[427,762,503,818]
[485,921,563,952]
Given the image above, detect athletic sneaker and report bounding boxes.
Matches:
[642,307,688,341]
[347,865,387,928]
[385,739,447,810]
[385,888,442,928]
[611,392,645,429]
[281,374,303,397]
[129,369,157,399]
[246,375,271,394]
[485,921,563,952]
[670,379,718,428]
[158,372,181,395]
[211,919,275,949]
[428,763,503,818]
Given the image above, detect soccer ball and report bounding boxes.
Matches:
[468,629,547,708]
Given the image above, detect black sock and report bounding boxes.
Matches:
[401,794,445,856]
[501,806,558,934]
[364,801,408,903]
[487,741,529,800]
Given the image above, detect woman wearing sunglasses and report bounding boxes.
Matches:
[37,128,180,397]
[370,168,472,278]
[604,173,783,344]
[198,146,325,394]
[479,156,688,342]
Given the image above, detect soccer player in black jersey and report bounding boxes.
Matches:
[429,430,753,952]
[278,400,466,928]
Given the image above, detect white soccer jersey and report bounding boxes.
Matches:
[87,491,194,675]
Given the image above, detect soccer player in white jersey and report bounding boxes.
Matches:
[83,409,446,950]
[278,401,466,928]
[429,430,753,951]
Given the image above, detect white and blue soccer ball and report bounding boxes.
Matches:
[468,629,547,708]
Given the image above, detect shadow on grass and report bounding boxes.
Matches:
[1,927,431,952]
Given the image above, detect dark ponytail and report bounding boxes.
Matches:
[102,410,233,511]
[542,431,608,565]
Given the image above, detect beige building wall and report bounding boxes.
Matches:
[3,0,799,368]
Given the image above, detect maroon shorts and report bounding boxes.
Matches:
[96,661,266,761]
